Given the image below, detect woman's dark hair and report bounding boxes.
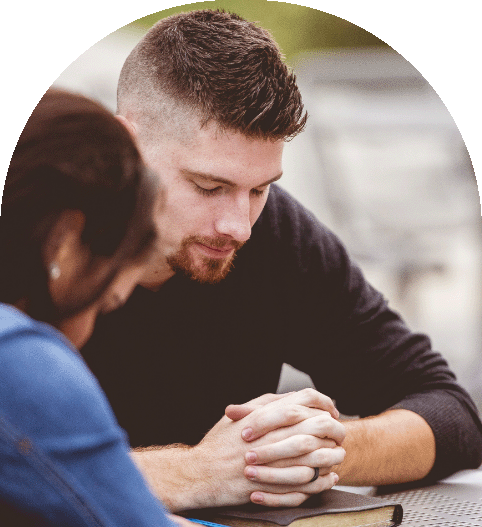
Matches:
[0,88,158,323]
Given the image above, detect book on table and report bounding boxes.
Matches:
[183,488,403,527]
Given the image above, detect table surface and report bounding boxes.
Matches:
[336,468,482,526]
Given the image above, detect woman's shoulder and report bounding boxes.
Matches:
[0,303,83,375]
[0,302,41,333]
[0,303,68,346]
[0,304,122,447]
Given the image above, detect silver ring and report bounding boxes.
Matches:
[308,467,319,483]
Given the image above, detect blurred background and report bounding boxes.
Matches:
[53,0,482,412]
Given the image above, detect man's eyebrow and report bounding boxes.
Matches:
[180,169,282,187]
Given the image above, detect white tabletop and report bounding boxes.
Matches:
[336,468,482,526]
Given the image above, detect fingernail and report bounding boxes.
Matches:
[246,467,257,479]
[245,451,257,464]
[333,473,339,484]
[251,492,264,504]
[242,427,253,440]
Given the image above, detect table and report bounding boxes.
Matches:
[337,468,482,526]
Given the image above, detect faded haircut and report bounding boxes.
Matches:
[117,9,307,141]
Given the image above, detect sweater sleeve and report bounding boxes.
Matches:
[338,251,482,481]
[266,186,482,482]
[325,230,482,481]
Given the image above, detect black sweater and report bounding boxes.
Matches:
[83,184,482,483]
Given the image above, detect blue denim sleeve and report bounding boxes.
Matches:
[0,327,177,527]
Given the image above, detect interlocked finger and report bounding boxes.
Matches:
[257,414,346,448]
[241,389,339,442]
[249,471,340,506]
[275,389,338,418]
[264,445,346,469]
[246,434,325,464]
[243,404,330,442]
[245,464,325,485]
[246,431,346,465]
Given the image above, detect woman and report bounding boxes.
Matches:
[0,89,189,526]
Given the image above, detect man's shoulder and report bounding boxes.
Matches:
[260,183,317,225]
[250,184,347,264]
[256,184,334,240]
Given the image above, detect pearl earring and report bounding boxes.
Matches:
[49,263,61,280]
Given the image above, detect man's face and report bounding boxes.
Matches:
[137,120,284,286]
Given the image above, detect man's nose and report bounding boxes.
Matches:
[214,194,252,243]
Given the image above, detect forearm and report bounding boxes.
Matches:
[131,444,212,512]
[334,409,436,486]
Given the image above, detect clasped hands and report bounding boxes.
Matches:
[197,388,346,508]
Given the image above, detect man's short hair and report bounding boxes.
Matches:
[117,9,307,140]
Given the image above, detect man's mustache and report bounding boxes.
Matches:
[185,235,246,252]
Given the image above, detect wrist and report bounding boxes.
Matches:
[331,419,366,484]
[131,444,209,512]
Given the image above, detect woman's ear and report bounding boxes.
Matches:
[44,210,86,282]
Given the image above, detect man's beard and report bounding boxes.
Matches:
[166,235,245,284]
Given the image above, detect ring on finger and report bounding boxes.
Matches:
[308,467,319,483]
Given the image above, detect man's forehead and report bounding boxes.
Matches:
[149,117,284,151]
[139,113,285,186]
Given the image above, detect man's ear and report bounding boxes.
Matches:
[115,114,138,140]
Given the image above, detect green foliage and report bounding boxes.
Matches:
[125,0,387,63]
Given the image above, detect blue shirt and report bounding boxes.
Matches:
[0,303,176,526]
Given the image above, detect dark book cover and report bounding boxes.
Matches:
[183,489,403,527]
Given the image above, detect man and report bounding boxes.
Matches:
[83,9,482,512]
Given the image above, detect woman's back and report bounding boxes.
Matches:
[0,89,183,526]
[0,303,174,526]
